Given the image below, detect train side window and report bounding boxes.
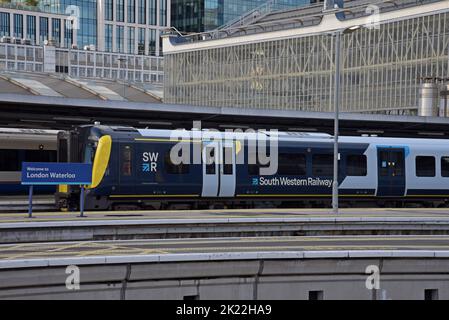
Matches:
[441,157,449,177]
[25,150,57,163]
[121,145,132,176]
[247,152,270,175]
[416,156,435,177]
[347,155,367,176]
[278,153,306,175]
[164,152,189,174]
[223,147,233,175]
[0,149,20,171]
[205,146,216,175]
[312,154,333,176]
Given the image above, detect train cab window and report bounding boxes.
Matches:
[416,156,435,177]
[0,149,19,171]
[346,155,367,176]
[312,154,333,176]
[278,153,306,175]
[205,146,216,175]
[164,152,189,174]
[223,147,233,175]
[121,146,132,176]
[442,157,449,177]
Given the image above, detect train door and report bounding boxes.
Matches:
[377,148,406,197]
[202,141,219,197]
[219,141,236,197]
[201,141,236,197]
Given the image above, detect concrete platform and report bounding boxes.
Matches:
[2,207,449,223]
[2,208,449,243]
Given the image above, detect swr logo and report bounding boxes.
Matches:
[142,152,159,172]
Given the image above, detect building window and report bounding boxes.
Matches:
[128,27,135,54]
[138,0,146,24]
[64,20,73,47]
[116,0,125,22]
[105,0,113,21]
[278,153,306,175]
[105,24,113,52]
[138,28,145,55]
[39,17,49,43]
[442,157,449,177]
[128,0,136,23]
[0,12,9,37]
[346,155,367,176]
[416,156,435,177]
[312,154,333,176]
[149,29,156,55]
[116,26,124,53]
[149,0,157,25]
[52,18,61,44]
[13,14,23,39]
[26,15,36,43]
[159,0,167,26]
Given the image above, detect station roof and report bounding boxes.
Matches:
[1,93,449,139]
[163,0,446,53]
[0,71,163,103]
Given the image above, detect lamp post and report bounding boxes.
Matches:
[118,57,127,99]
[331,25,362,214]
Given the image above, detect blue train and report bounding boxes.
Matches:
[56,124,449,210]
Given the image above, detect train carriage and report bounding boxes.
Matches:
[0,128,58,196]
[56,124,449,210]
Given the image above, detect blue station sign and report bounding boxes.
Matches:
[21,162,92,185]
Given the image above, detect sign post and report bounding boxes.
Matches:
[28,185,33,218]
[21,162,92,218]
[79,185,85,218]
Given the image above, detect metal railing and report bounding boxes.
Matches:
[0,42,164,83]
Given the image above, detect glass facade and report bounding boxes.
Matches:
[13,14,23,38]
[3,0,167,56]
[38,0,98,48]
[172,0,309,32]
[165,11,449,115]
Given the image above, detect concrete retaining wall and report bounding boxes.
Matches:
[1,251,449,300]
[3,217,449,243]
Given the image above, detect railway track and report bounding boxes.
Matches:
[0,196,55,213]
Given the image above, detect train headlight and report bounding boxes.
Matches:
[39,144,44,150]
